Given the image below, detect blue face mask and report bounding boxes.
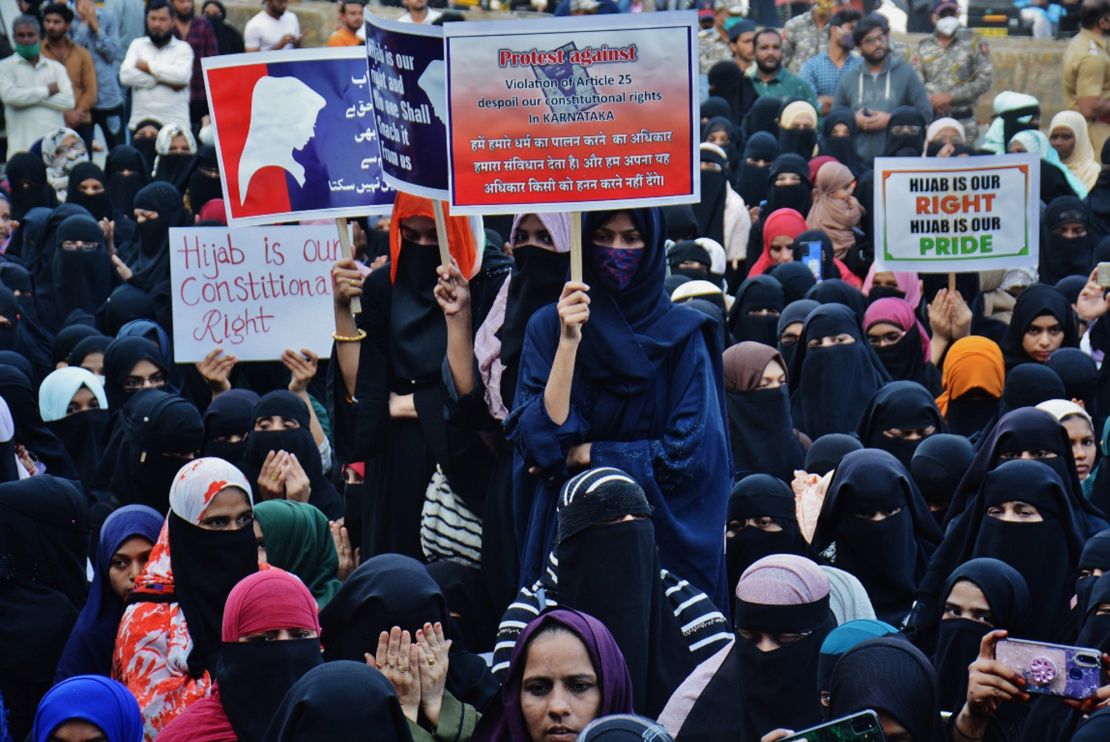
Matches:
[591,246,644,292]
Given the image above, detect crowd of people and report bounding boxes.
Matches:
[4,0,1110,738]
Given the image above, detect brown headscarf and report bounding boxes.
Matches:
[805,162,862,259]
[723,341,786,391]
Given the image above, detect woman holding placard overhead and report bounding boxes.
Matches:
[505,207,732,611]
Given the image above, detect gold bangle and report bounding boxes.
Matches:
[332,329,367,343]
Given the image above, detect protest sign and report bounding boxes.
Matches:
[203,47,394,227]
[872,153,1040,273]
[364,15,449,200]
[169,226,340,363]
[442,12,700,215]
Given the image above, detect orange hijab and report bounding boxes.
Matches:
[388,193,480,283]
[935,336,1005,416]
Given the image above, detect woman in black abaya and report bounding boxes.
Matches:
[1041,196,1096,285]
[911,433,976,527]
[819,106,863,175]
[736,132,779,208]
[857,380,944,471]
[788,303,890,438]
[723,341,806,483]
[725,473,815,593]
[1001,283,1079,369]
[45,214,118,333]
[728,275,784,345]
[0,476,88,740]
[127,181,191,292]
[812,448,941,624]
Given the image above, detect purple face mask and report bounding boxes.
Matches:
[591,246,644,292]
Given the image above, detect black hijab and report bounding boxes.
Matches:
[1047,347,1100,422]
[764,153,812,216]
[0,285,52,379]
[389,236,447,383]
[129,181,190,292]
[829,638,941,742]
[726,474,815,592]
[96,389,204,512]
[0,476,88,739]
[695,145,730,246]
[105,144,150,218]
[857,380,945,471]
[804,278,867,322]
[0,365,78,479]
[775,297,818,367]
[708,60,758,126]
[50,214,115,330]
[202,388,260,463]
[737,132,779,208]
[700,96,733,123]
[770,263,817,305]
[813,448,941,623]
[153,148,198,194]
[239,390,343,520]
[728,275,784,345]
[497,241,570,399]
[1077,530,1110,617]
[319,553,497,710]
[819,106,864,175]
[51,323,101,368]
[4,152,58,221]
[788,303,890,438]
[960,460,1084,641]
[96,284,156,336]
[701,116,742,170]
[1041,196,1095,285]
[101,335,167,412]
[662,204,700,242]
[186,145,223,213]
[883,106,928,157]
[262,661,415,742]
[67,334,111,370]
[723,342,806,483]
[65,162,111,221]
[667,240,713,283]
[742,95,783,140]
[779,122,818,160]
[998,363,1067,421]
[804,432,863,476]
[930,558,1030,712]
[911,433,976,526]
[1087,138,1110,239]
[1002,283,1079,369]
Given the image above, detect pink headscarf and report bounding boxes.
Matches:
[861,264,922,309]
[736,554,830,604]
[863,297,931,364]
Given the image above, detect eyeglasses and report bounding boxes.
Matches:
[122,371,167,391]
[867,329,905,347]
[61,240,99,251]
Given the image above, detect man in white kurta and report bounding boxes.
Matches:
[0,15,76,155]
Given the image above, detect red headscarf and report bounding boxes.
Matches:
[222,570,320,641]
[747,208,808,277]
[388,192,479,283]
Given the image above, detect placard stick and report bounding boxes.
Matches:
[336,217,362,315]
[432,200,452,268]
[570,212,582,283]
[948,272,956,295]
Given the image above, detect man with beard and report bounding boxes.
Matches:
[120,0,193,132]
[833,13,932,163]
[170,0,218,128]
[40,3,97,150]
[745,28,819,113]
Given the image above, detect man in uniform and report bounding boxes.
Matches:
[912,0,993,145]
[782,0,837,73]
[1063,0,1110,154]
[699,0,737,74]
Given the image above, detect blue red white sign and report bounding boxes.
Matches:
[203,47,394,227]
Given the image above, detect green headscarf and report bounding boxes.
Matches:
[254,500,342,608]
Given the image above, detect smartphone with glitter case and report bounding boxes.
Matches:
[780,711,885,742]
[995,638,1102,700]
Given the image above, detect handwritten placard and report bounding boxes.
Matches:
[169,226,340,362]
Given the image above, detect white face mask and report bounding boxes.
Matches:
[936,15,960,36]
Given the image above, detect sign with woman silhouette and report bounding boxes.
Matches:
[203,47,394,227]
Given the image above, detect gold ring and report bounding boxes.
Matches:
[427,657,437,667]
[398,665,409,673]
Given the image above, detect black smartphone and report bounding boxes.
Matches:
[781,711,885,742]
